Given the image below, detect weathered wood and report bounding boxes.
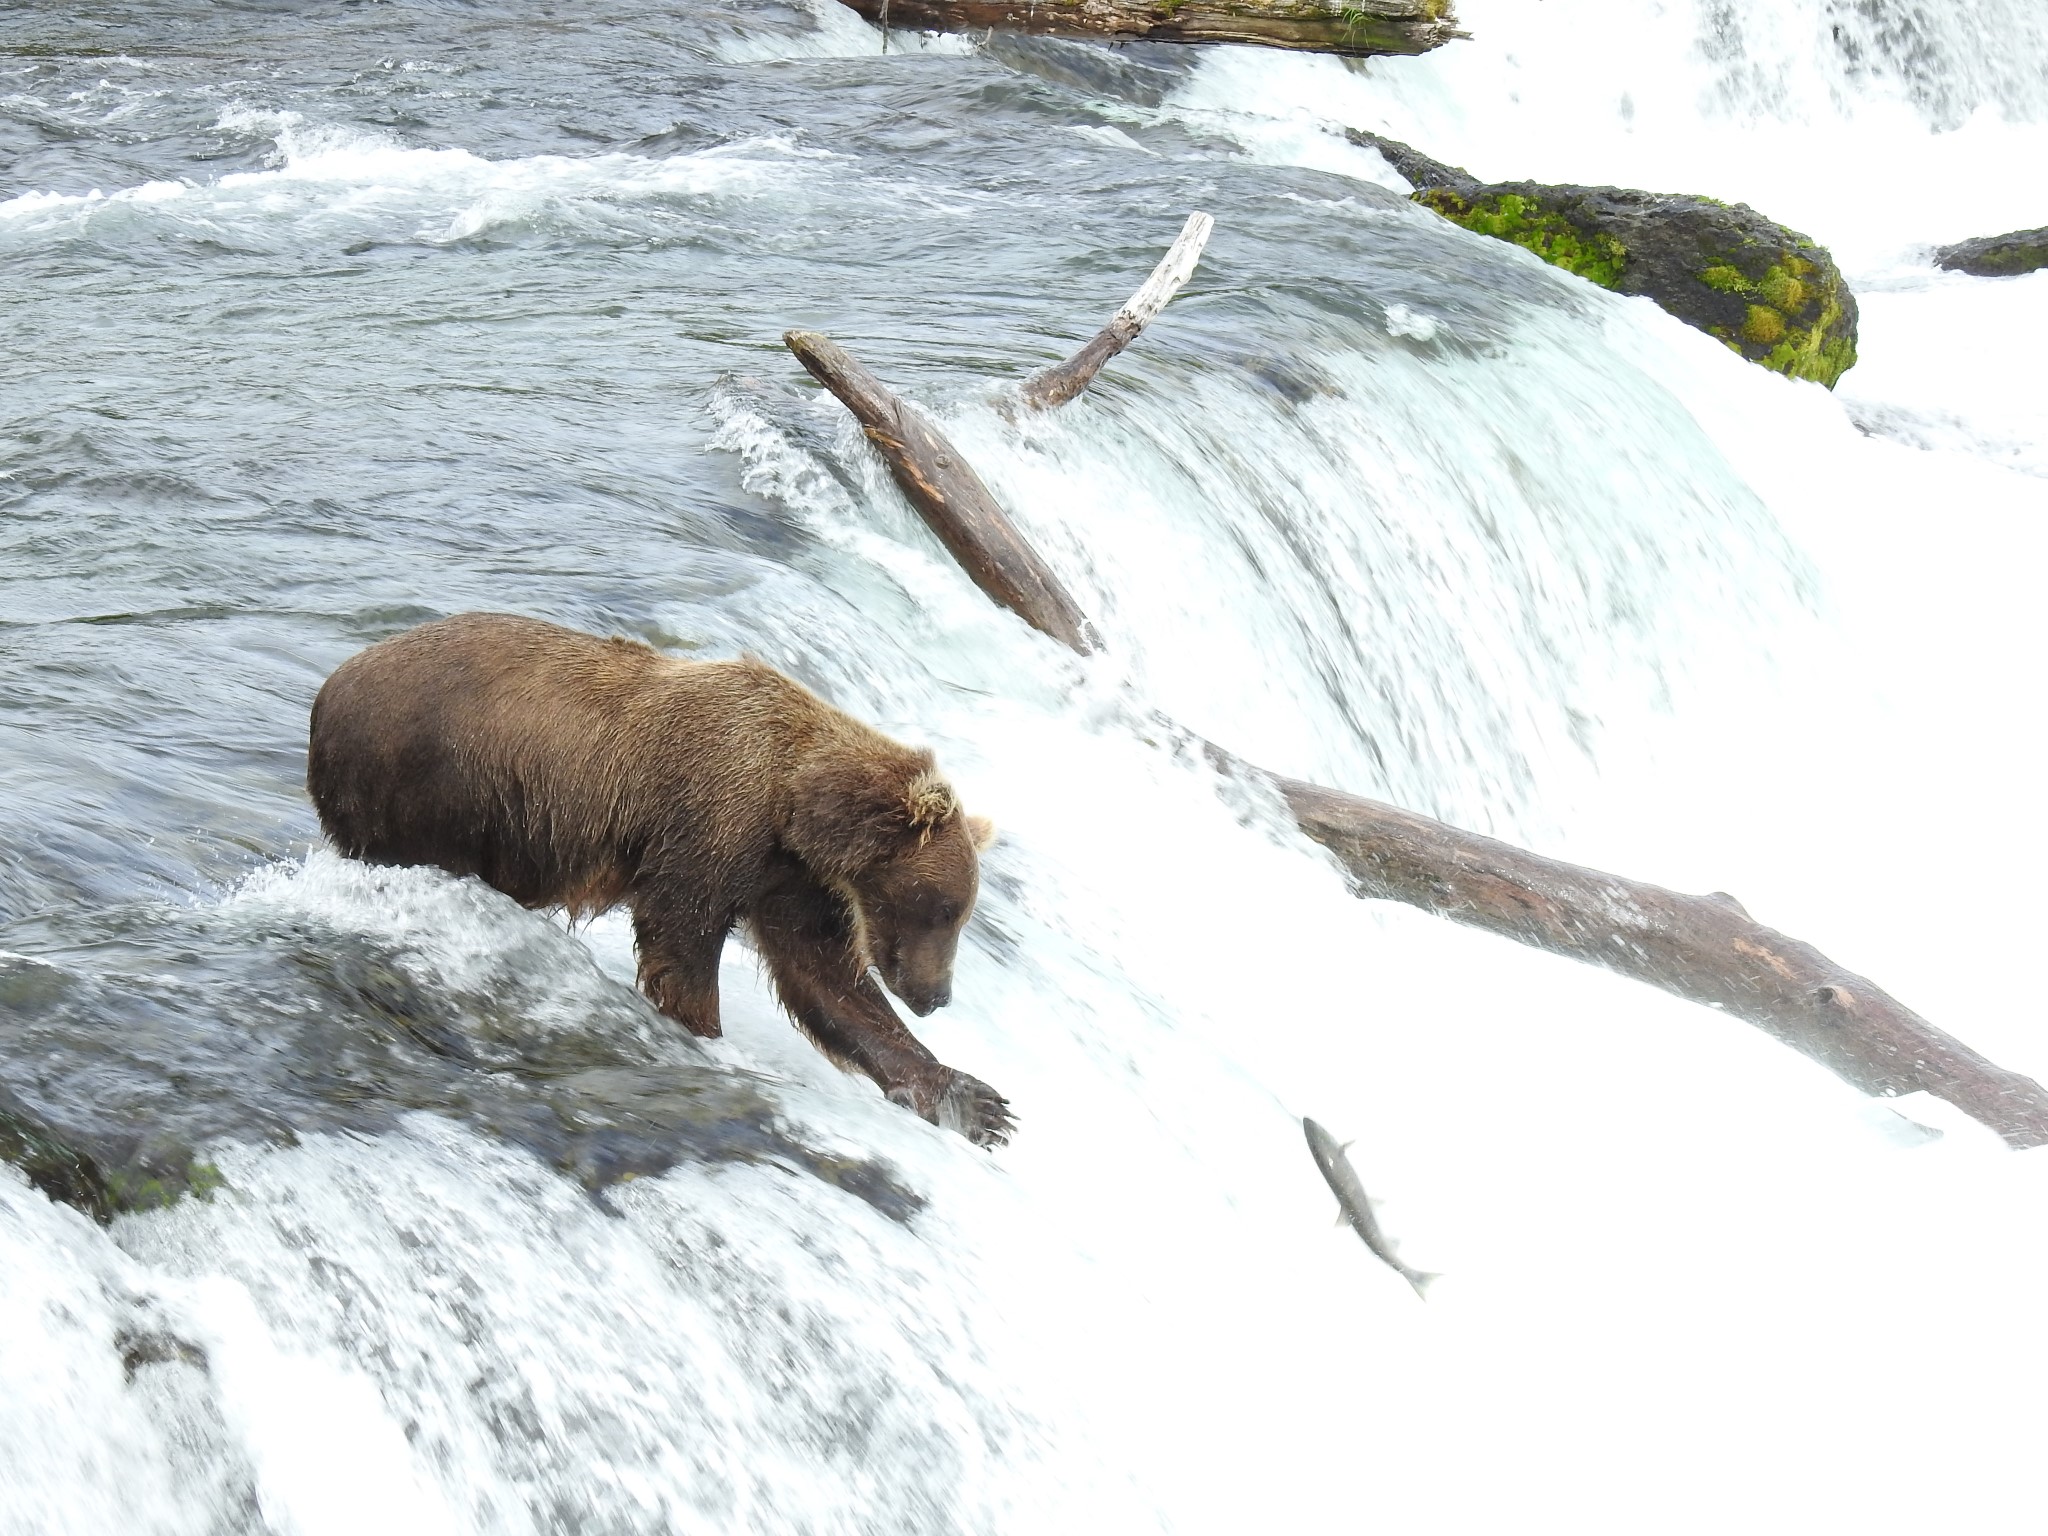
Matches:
[1272,776,2048,1148]
[1023,212,1214,410]
[784,329,1100,654]
[842,0,1462,57]
[780,289,2048,1150]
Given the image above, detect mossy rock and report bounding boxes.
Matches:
[1,1086,231,1224]
[1934,227,2048,279]
[1348,130,1860,388]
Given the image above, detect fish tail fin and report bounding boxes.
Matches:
[1406,1271,1440,1300]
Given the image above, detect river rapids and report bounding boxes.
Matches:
[3,1,2046,1531]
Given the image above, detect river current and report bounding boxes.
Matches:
[4,2,2046,1532]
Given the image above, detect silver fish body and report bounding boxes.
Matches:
[1302,1116,1437,1299]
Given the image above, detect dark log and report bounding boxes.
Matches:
[784,329,1100,654]
[1023,212,1213,410]
[779,284,2048,1150]
[840,0,1463,58]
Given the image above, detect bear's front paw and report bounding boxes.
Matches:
[889,1068,1015,1149]
[937,1069,1015,1149]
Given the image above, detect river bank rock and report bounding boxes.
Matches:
[1934,227,2048,278]
[1350,130,1859,388]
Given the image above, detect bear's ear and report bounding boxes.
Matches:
[965,814,997,853]
[789,751,934,877]
[903,769,961,839]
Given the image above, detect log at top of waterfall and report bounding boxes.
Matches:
[838,0,1464,58]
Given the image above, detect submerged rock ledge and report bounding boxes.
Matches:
[0,1090,114,1223]
[1351,130,1859,387]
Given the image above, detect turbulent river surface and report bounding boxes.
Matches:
[4,1,2047,1532]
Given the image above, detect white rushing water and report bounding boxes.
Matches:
[5,0,2048,1532]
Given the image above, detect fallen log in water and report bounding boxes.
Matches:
[779,226,2048,1148]
[784,329,1100,655]
[1273,779,2048,1146]
[1023,212,1213,409]
[839,0,1463,58]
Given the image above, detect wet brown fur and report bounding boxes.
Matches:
[306,612,1011,1145]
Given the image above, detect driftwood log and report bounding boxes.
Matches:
[780,227,2048,1149]
[1023,212,1213,410]
[785,329,1100,655]
[840,0,1462,58]
[1274,780,2048,1145]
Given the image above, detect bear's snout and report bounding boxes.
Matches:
[904,981,951,1016]
[872,926,959,1017]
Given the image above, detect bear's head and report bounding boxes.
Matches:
[788,749,997,1016]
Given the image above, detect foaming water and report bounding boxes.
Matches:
[1164,0,2048,499]
[1170,0,2048,265]
[0,112,869,252]
[5,2,2048,1533]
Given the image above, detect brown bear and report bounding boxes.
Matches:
[306,612,1012,1146]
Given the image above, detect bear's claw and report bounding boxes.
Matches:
[892,1068,1015,1148]
[941,1071,1016,1149]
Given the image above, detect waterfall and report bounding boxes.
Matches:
[3,0,2045,1531]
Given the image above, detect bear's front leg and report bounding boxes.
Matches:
[747,867,1014,1148]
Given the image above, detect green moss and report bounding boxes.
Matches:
[1757,266,1806,312]
[105,1159,226,1215]
[1418,189,1628,288]
[1694,254,1855,387]
[1741,304,1786,345]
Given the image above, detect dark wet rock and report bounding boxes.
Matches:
[977,35,1196,109]
[1349,130,1860,388]
[116,1327,211,1381]
[1238,352,1342,406]
[1934,227,2048,278]
[0,904,925,1225]
[0,1087,114,1222]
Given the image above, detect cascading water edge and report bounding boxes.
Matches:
[3,1,2046,1533]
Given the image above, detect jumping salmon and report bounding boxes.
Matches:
[1302,1117,1437,1299]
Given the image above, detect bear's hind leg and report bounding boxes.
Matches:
[747,866,1013,1148]
[631,903,729,1039]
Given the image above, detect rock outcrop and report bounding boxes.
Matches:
[1351,130,1859,387]
[1935,227,2048,278]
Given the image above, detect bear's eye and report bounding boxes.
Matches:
[936,901,960,926]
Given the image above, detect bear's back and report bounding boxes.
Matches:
[308,613,870,909]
